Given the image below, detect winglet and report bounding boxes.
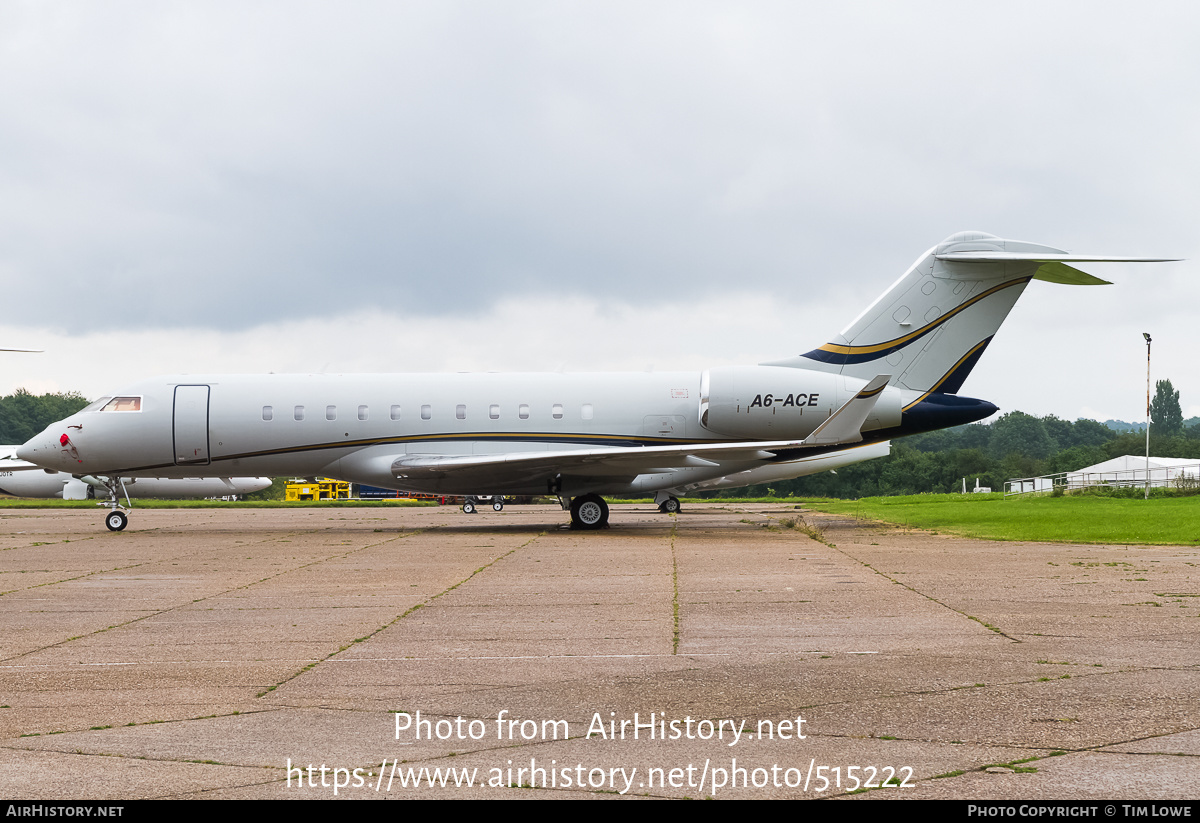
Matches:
[803,375,890,446]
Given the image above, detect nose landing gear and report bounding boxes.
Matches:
[98,476,132,531]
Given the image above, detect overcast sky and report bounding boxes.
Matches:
[1,1,1196,422]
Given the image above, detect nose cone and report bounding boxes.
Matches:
[16,436,43,464]
[17,429,64,468]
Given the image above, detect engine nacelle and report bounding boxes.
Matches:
[699,365,901,440]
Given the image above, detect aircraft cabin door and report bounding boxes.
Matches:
[173,385,211,466]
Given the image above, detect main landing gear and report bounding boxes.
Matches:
[98,476,132,531]
[568,494,609,530]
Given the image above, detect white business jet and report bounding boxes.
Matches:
[0,447,270,500]
[15,232,1174,531]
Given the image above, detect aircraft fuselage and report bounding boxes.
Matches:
[17,368,921,497]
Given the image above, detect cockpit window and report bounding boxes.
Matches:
[82,397,113,413]
[100,396,142,412]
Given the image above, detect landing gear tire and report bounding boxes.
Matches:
[492,498,504,512]
[105,511,128,532]
[658,496,681,514]
[570,494,609,530]
[462,499,477,514]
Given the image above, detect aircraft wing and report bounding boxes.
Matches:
[394,439,796,481]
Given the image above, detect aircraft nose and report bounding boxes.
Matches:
[15,439,37,463]
[16,431,56,466]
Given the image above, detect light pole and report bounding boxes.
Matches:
[1144,332,1152,500]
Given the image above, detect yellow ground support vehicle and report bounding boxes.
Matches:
[285,478,350,501]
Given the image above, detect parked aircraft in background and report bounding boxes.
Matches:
[0,447,270,500]
[15,232,1175,531]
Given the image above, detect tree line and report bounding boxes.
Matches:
[0,390,90,445]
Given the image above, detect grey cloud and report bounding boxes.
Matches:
[1,1,1197,335]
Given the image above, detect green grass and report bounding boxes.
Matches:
[800,493,1200,545]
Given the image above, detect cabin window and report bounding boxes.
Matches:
[456,404,466,420]
[489,404,500,419]
[519,404,530,419]
[581,403,593,420]
[391,405,402,420]
[421,405,431,420]
[552,403,563,419]
[100,397,142,412]
[262,405,273,421]
[326,405,337,421]
[294,405,305,421]
[358,405,369,421]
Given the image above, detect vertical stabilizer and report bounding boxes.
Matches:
[763,231,1161,396]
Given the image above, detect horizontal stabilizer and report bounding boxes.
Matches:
[934,251,1180,287]
[933,252,1179,263]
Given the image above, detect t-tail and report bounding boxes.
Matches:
[765,231,1177,434]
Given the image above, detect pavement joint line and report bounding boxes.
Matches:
[0,560,146,602]
[0,521,299,600]
[670,518,680,655]
[828,540,1022,643]
[727,508,1024,642]
[3,707,282,740]
[0,562,156,664]
[0,527,425,667]
[255,530,546,699]
[1,533,100,554]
